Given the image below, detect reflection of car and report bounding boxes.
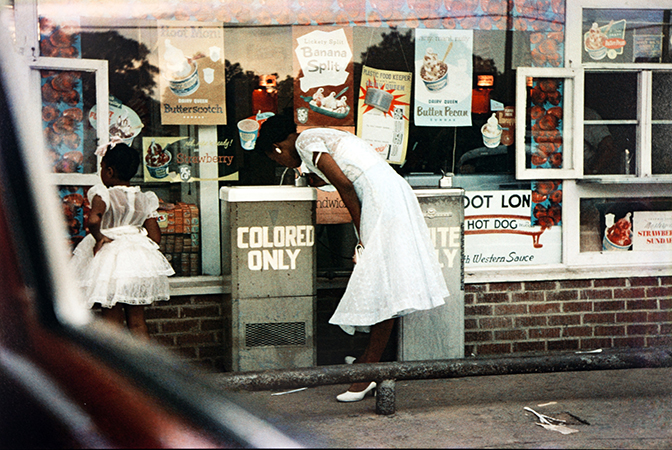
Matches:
[0,23,299,449]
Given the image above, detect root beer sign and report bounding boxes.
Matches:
[463,190,561,267]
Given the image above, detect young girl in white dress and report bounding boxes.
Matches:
[257,115,449,402]
[70,141,174,339]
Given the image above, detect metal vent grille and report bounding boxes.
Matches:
[245,322,306,347]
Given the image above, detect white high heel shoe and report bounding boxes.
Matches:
[336,382,376,402]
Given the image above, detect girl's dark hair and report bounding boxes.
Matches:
[255,114,297,155]
[102,143,140,181]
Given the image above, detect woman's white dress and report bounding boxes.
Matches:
[70,184,175,308]
[296,128,449,335]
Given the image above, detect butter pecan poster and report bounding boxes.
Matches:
[414,29,473,127]
[158,21,226,125]
[293,26,354,127]
[356,65,411,165]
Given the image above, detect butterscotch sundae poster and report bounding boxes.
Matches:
[414,29,472,127]
[158,21,226,125]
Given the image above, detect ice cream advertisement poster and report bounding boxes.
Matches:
[632,211,672,252]
[356,65,411,165]
[158,21,226,125]
[414,29,473,127]
[143,137,238,183]
[463,190,561,267]
[293,26,354,127]
[583,19,626,61]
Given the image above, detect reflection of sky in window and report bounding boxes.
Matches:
[583,8,668,32]
[224,27,293,80]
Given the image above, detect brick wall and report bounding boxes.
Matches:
[465,276,672,356]
[144,276,672,371]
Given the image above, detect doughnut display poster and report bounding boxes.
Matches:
[158,21,226,125]
[463,190,561,267]
[356,65,411,165]
[293,26,354,127]
[414,29,473,127]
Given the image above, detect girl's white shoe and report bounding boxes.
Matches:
[336,382,376,402]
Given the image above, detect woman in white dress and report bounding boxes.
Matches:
[257,115,449,402]
[70,141,175,339]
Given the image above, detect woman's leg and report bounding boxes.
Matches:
[348,318,395,392]
[100,304,126,328]
[124,305,150,340]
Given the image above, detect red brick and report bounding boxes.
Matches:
[465,283,487,293]
[660,276,672,285]
[171,346,198,358]
[193,294,224,304]
[595,325,625,336]
[479,317,513,329]
[660,299,672,309]
[580,289,613,300]
[182,305,220,318]
[626,324,659,335]
[549,314,581,326]
[525,281,557,291]
[476,343,512,355]
[494,329,527,341]
[176,333,217,345]
[494,304,527,315]
[613,336,645,348]
[616,311,648,323]
[161,319,200,334]
[614,287,645,299]
[558,279,592,289]
[647,336,672,346]
[201,318,224,332]
[583,313,615,324]
[145,307,180,320]
[579,338,612,349]
[661,324,672,334]
[547,340,579,351]
[198,345,226,359]
[151,335,176,347]
[594,300,625,311]
[511,291,545,303]
[466,304,493,316]
[488,282,523,292]
[476,292,509,304]
[530,328,561,339]
[563,301,592,313]
[594,278,626,288]
[464,293,476,305]
[548,290,580,302]
[515,316,547,327]
[563,326,593,337]
[464,318,478,329]
[648,286,672,298]
[465,330,493,342]
[627,299,658,310]
[628,277,659,287]
[649,311,672,322]
[163,296,192,305]
[513,341,546,353]
[529,303,561,314]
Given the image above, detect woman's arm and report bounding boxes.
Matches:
[313,152,362,236]
[143,217,161,245]
[88,195,112,255]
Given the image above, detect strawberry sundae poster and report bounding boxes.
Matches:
[356,65,411,165]
[463,189,561,267]
[414,29,473,127]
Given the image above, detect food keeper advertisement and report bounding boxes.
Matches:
[158,21,226,125]
[293,26,354,127]
[356,65,411,165]
[414,29,473,127]
[463,190,561,268]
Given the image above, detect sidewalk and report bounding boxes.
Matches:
[221,367,672,448]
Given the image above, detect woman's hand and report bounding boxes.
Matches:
[93,236,113,255]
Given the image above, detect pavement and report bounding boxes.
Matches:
[221,367,672,448]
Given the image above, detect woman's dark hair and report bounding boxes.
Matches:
[102,143,140,181]
[255,114,297,155]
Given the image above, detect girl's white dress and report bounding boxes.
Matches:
[296,128,449,335]
[70,184,175,308]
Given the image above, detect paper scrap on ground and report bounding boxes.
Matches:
[536,422,579,434]
[271,387,307,396]
[525,407,579,435]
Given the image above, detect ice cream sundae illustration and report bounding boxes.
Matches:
[145,139,172,179]
[584,22,607,60]
[163,39,200,96]
[420,47,448,91]
[481,113,503,148]
[603,212,633,251]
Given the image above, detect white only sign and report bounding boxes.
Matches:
[294,28,352,93]
[463,190,561,267]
